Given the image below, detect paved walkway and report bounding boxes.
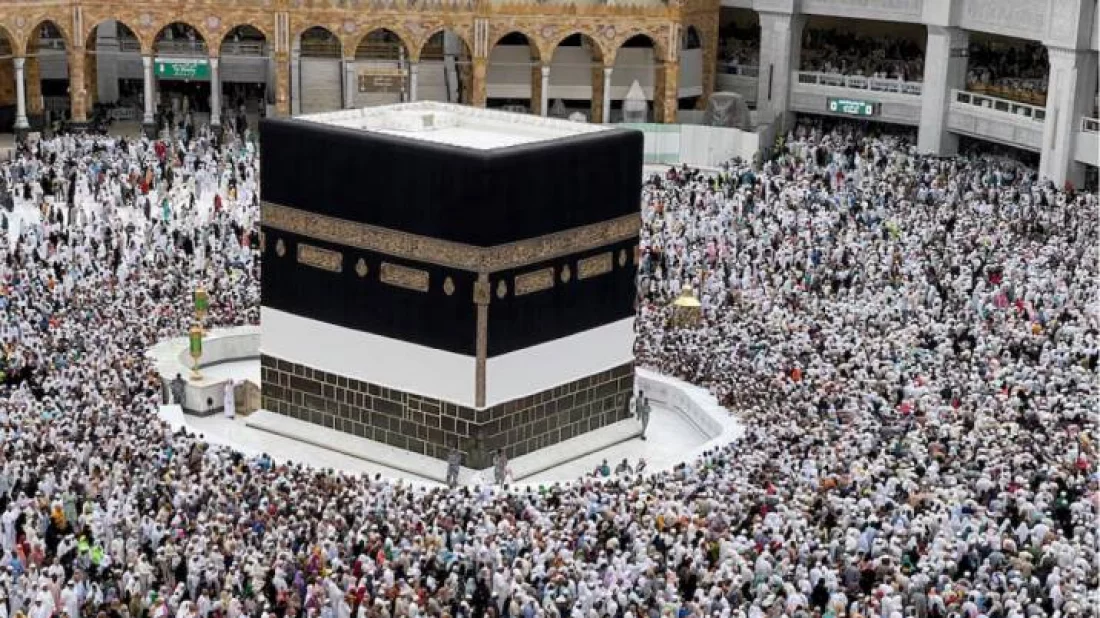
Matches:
[159,363,715,487]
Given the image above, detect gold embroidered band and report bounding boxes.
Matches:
[514,268,555,296]
[297,243,343,273]
[577,252,613,280]
[262,201,639,274]
[380,262,430,292]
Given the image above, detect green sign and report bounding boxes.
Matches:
[827,98,878,117]
[155,58,210,81]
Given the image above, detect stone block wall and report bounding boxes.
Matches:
[0,61,15,107]
[261,355,633,469]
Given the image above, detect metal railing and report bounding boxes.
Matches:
[718,64,758,77]
[796,71,922,96]
[36,38,67,51]
[154,40,209,56]
[966,81,1047,107]
[221,41,267,56]
[1082,116,1100,133]
[954,89,1046,122]
[299,40,342,57]
[109,38,266,57]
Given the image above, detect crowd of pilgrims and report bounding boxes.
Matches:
[0,118,1093,618]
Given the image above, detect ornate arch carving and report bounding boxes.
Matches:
[410,24,473,64]
[82,18,150,56]
[608,27,668,66]
[150,17,216,55]
[211,19,276,56]
[290,21,343,53]
[546,30,607,65]
[0,21,20,56]
[487,28,541,63]
[345,25,415,60]
[24,17,73,54]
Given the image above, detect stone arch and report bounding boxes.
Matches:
[350,27,413,62]
[294,24,342,57]
[293,25,343,115]
[214,22,274,57]
[151,20,212,56]
[608,29,668,66]
[414,26,473,64]
[415,27,474,103]
[489,30,542,63]
[0,23,14,56]
[84,19,146,55]
[25,18,72,54]
[23,19,70,121]
[546,32,608,121]
[683,25,702,50]
[548,31,607,65]
[487,30,542,111]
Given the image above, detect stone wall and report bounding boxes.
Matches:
[0,61,15,108]
[261,355,634,469]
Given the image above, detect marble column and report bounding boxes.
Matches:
[13,57,29,133]
[1039,47,1097,187]
[342,56,355,109]
[142,55,155,130]
[210,57,222,128]
[755,11,805,131]
[290,48,301,115]
[917,27,968,155]
[602,66,613,123]
[408,62,419,102]
[540,64,550,117]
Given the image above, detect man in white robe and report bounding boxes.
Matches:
[223,380,236,420]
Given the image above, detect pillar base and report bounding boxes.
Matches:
[142,122,158,139]
[211,123,223,138]
[68,121,89,134]
[13,126,30,142]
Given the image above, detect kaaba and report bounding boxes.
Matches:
[258,102,642,469]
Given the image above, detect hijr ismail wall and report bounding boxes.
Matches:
[257,109,643,469]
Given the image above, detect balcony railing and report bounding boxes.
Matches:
[1082,116,1100,133]
[795,71,922,96]
[299,40,342,57]
[954,89,1046,122]
[718,64,759,77]
[154,40,209,56]
[966,82,1046,108]
[36,38,67,51]
[221,41,267,56]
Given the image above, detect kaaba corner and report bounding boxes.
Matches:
[258,102,642,469]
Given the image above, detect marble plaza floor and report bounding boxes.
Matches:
[158,359,717,487]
